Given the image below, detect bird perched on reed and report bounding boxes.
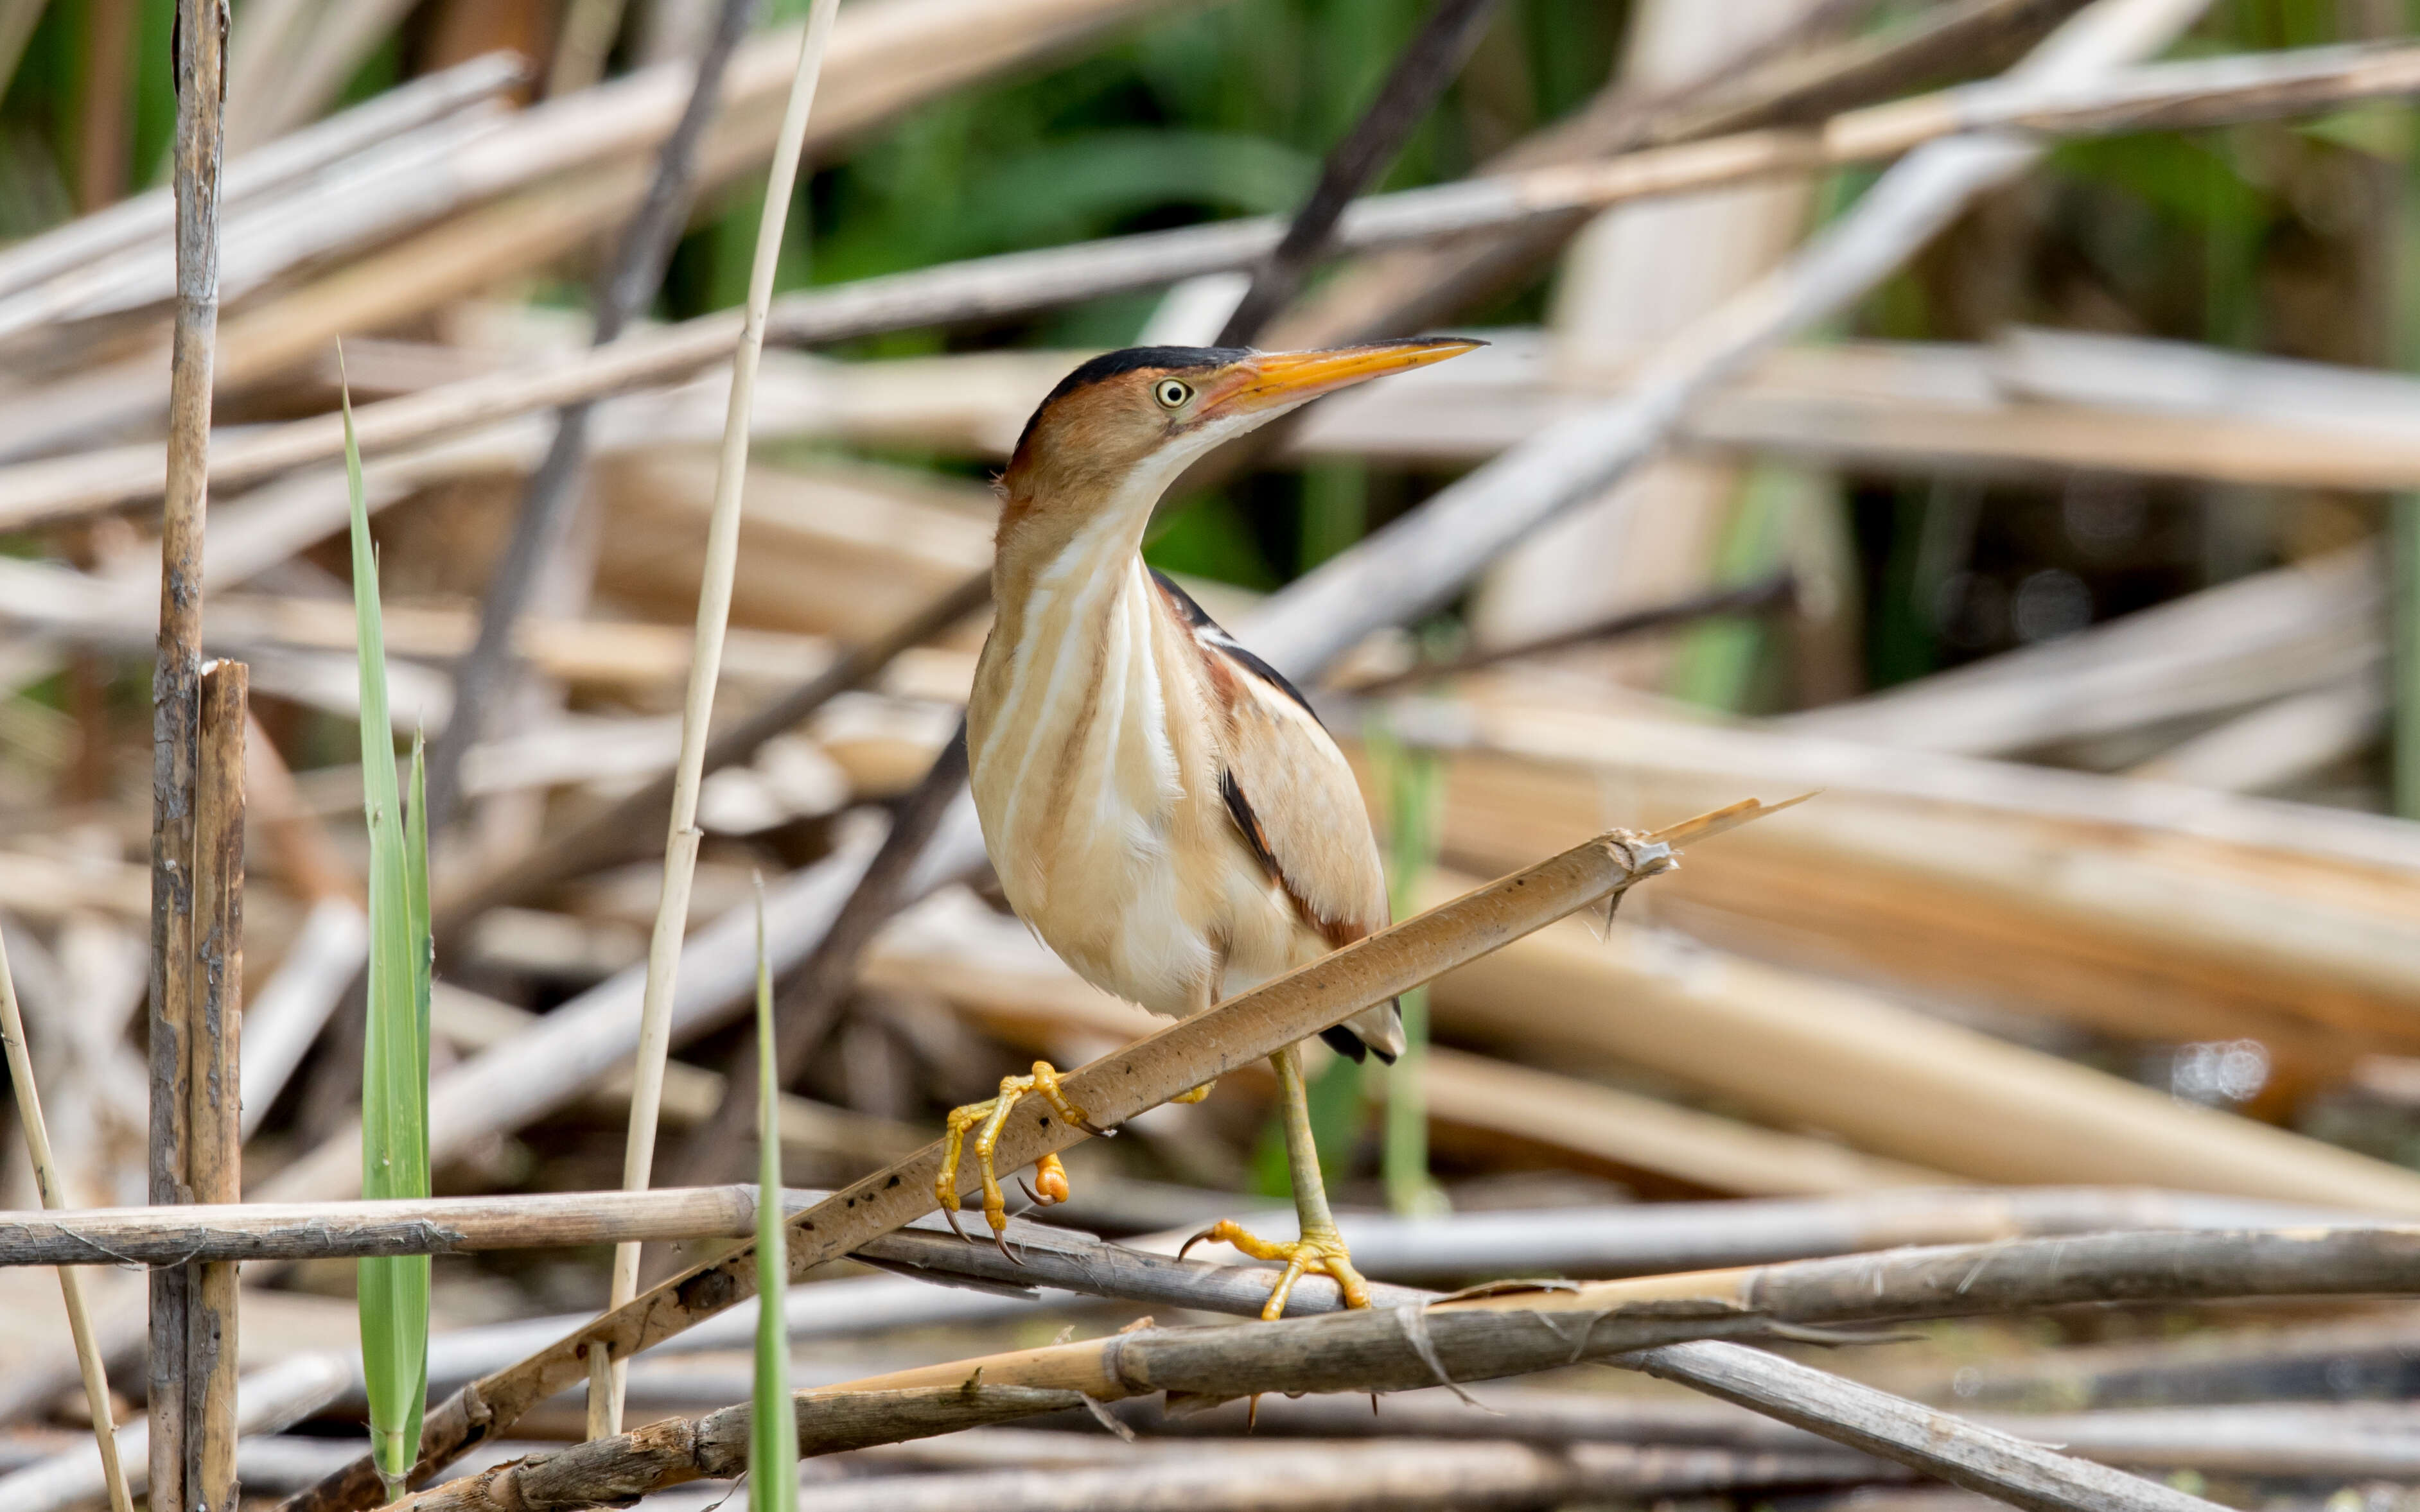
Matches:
[937,336,1481,1319]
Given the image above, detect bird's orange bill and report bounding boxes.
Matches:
[1647,792,1816,849]
[1204,338,1484,417]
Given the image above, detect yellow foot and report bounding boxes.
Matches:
[1180,1220,1372,1320]
[934,1061,1108,1260]
[1171,1079,1216,1104]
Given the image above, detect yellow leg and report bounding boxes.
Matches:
[933,1061,1103,1255]
[1179,1045,1370,1321]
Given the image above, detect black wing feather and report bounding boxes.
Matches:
[1150,569,1323,724]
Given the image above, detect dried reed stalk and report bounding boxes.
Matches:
[0,1186,802,1266]
[149,5,228,1509]
[593,0,844,1437]
[185,662,245,1512]
[470,1439,1898,1512]
[0,926,134,1512]
[1627,1341,2211,1512]
[1127,1382,2420,1477]
[0,1182,2326,1274]
[277,808,1758,1512]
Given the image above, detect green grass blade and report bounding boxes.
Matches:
[344,367,432,1500]
[748,878,795,1512]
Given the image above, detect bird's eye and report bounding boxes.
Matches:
[1152,378,1193,409]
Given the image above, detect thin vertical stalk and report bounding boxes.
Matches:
[592,0,843,1439]
[151,5,227,1511]
[746,881,794,1512]
[0,934,134,1512]
[1371,723,1444,1218]
[186,661,245,1512]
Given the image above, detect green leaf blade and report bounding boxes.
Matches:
[344,367,432,1501]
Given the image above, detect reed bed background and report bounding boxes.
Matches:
[1,0,2419,1509]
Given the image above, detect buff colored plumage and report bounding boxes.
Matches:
[940,338,1481,1317]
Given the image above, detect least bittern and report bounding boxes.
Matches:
[941,336,1482,1319]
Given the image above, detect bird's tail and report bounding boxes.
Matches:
[1320,996,1405,1064]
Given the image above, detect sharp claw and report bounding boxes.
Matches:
[941,1205,970,1243]
[994,1227,1024,1265]
[1015,1175,1042,1206]
[1177,1226,1217,1261]
[1074,1116,1116,1138]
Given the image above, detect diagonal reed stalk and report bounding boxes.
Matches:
[0,931,134,1512]
[597,0,845,1439]
[748,881,796,1512]
[345,370,435,1500]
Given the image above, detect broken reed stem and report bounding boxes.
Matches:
[281,809,1762,1512]
[186,662,245,1512]
[597,0,845,1440]
[0,926,134,1512]
[12,38,2420,534]
[152,4,227,1510]
[424,0,758,831]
